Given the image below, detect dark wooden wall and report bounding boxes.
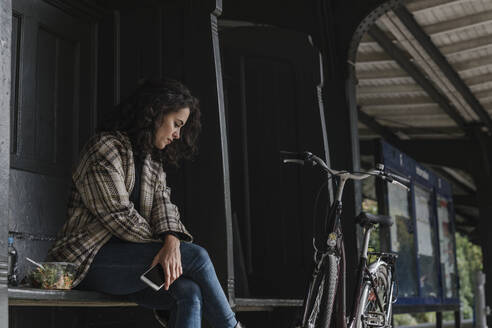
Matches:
[8,0,231,326]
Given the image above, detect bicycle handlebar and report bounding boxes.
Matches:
[281,150,410,191]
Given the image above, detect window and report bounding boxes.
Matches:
[388,182,418,297]
[437,196,458,299]
[415,185,439,298]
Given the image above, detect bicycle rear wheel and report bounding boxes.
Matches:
[355,262,392,328]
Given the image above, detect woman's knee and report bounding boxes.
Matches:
[170,277,203,304]
[182,243,212,268]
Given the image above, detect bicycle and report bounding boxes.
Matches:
[280,151,410,328]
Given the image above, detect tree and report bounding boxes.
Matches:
[454,232,482,320]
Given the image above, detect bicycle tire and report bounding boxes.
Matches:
[305,253,340,328]
[318,254,340,328]
[355,261,392,328]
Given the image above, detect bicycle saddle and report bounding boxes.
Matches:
[355,212,393,227]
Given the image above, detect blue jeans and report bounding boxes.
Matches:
[76,238,237,328]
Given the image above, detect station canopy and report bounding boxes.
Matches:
[355,0,492,242]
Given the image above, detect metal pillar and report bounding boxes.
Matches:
[454,310,461,328]
[0,0,12,326]
[180,0,234,304]
[472,135,492,328]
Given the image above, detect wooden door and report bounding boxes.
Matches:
[221,26,330,299]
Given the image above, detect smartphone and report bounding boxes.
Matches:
[140,264,166,291]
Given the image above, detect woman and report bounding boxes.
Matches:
[47,79,243,328]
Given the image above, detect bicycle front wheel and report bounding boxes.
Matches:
[304,253,340,328]
[355,261,392,328]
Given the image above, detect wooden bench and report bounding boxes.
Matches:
[8,286,304,311]
[8,287,137,307]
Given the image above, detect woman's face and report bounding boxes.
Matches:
[154,107,190,150]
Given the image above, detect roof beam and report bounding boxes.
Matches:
[439,167,477,192]
[453,195,478,207]
[356,51,391,63]
[360,8,492,41]
[357,84,422,94]
[356,68,406,80]
[433,52,492,73]
[371,116,458,128]
[360,104,491,119]
[359,126,464,137]
[358,34,492,64]
[363,106,446,117]
[393,5,492,131]
[440,34,492,57]
[357,51,492,80]
[425,9,492,36]
[361,104,439,112]
[368,25,467,130]
[467,73,492,88]
[475,89,492,101]
[397,139,475,169]
[358,116,477,172]
[357,108,402,147]
[358,95,431,107]
[358,73,492,94]
[407,0,480,13]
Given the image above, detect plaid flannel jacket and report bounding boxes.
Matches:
[47,131,193,286]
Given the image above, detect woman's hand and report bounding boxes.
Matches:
[151,234,182,290]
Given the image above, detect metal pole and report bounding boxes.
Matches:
[437,312,443,328]
[475,271,489,328]
[455,310,462,328]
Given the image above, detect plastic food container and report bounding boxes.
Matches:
[27,262,76,290]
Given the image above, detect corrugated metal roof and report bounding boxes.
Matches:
[356,0,492,139]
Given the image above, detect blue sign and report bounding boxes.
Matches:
[377,140,459,306]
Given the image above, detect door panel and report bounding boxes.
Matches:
[12,1,92,176]
[221,26,329,299]
[10,0,95,280]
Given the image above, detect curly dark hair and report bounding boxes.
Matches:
[100,78,201,166]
